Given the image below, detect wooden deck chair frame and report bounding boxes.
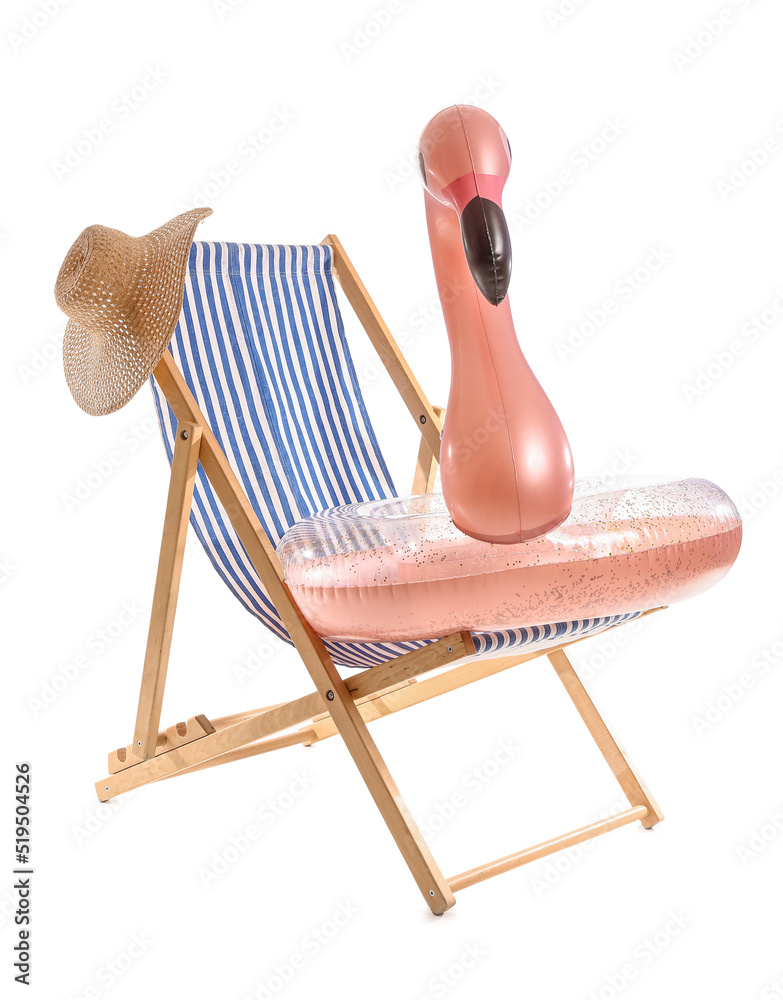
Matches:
[95,234,664,915]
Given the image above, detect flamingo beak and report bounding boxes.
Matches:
[459,195,511,306]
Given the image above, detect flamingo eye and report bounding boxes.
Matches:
[418,152,427,187]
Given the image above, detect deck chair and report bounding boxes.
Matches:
[85,233,669,915]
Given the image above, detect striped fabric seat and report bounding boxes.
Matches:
[150,241,642,668]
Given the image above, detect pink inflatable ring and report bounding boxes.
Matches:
[277,477,741,642]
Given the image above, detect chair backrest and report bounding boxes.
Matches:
[150,240,428,666]
[151,239,642,669]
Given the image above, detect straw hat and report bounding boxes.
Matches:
[54,207,212,415]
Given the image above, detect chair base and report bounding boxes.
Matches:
[97,610,664,915]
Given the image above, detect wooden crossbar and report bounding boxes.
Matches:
[154,730,317,781]
[448,806,649,893]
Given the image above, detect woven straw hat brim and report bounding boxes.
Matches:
[55,208,212,416]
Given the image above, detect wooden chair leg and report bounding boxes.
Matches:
[132,421,202,760]
[411,405,444,494]
[299,638,456,915]
[547,647,664,828]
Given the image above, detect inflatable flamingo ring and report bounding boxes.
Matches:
[278,106,742,644]
[418,104,573,543]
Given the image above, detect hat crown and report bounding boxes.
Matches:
[54,226,92,308]
[55,225,134,334]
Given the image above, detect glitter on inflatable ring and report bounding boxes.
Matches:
[277,477,742,642]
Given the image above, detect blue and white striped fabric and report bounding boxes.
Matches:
[150,241,642,668]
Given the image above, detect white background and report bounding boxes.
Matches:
[3,0,782,997]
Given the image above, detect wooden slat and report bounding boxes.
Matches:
[210,704,286,730]
[155,730,316,780]
[322,234,442,459]
[98,690,325,799]
[548,648,664,828]
[349,630,475,696]
[448,805,648,892]
[110,714,214,773]
[132,422,202,759]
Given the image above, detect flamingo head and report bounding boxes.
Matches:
[417,105,513,305]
